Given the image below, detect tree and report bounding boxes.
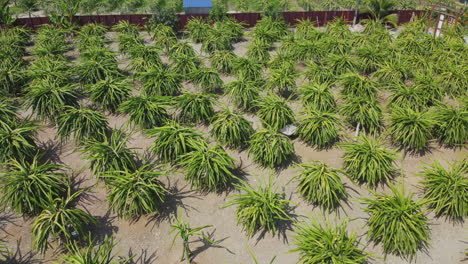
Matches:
[362,0,399,26]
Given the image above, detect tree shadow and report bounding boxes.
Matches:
[89,213,119,245]
[125,248,158,264]
[190,229,234,261]
[0,239,41,264]
[146,181,201,229]
[38,139,63,164]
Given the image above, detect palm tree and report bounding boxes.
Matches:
[0,120,39,163]
[24,79,79,121]
[211,109,254,149]
[178,144,236,192]
[170,210,214,264]
[223,177,292,237]
[80,130,138,179]
[119,96,171,130]
[361,0,398,26]
[104,164,169,219]
[0,155,67,215]
[86,76,131,113]
[257,94,295,131]
[176,92,215,124]
[147,121,207,163]
[248,129,294,168]
[297,110,340,149]
[342,135,398,188]
[294,162,347,211]
[32,188,97,254]
[291,219,369,263]
[57,106,109,144]
[361,185,430,261]
[138,66,182,97]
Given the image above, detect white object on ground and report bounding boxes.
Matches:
[280,124,297,136]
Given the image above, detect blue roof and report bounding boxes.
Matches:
[183,0,212,8]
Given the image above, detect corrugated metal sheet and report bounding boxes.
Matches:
[183,0,212,8]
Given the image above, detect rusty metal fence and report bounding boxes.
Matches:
[10,10,425,29]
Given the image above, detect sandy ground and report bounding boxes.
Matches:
[1,29,467,264]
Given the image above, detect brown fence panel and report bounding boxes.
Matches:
[7,10,426,29]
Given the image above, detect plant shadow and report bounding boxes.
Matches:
[38,139,63,164]
[190,229,234,261]
[0,239,41,264]
[125,248,158,264]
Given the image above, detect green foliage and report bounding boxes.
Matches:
[362,0,399,26]
[297,110,340,149]
[223,178,292,237]
[387,108,435,152]
[266,65,298,96]
[0,155,67,215]
[147,121,206,163]
[294,162,347,211]
[170,53,200,77]
[300,82,336,112]
[211,109,254,149]
[176,92,215,123]
[169,42,196,58]
[233,57,263,81]
[291,219,369,263]
[0,99,17,128]
[178,144,236,191]
[186,18,211,43]
[80,130,138,179]
[342,136,398,188]
[432,105,468,148]
[361,185,430,260]
[77,55,120,85]
[0,120,39,163]
[57,106,109,144]
[257,94,294,131]
[190,68,223,93]
[225,77,261,110]
[32,188,96,254]
[210,50,237,74]
[119,96,170,130]
[302,60,335,84]
[323,53,359,75]
[202,29,233,54]
[148,5,180,30]
[57,235,130,264]
[248,129,294,168]
[127,44,162,72]
[139,66,181,96]
[420,160,467,222]
[0,62,27,96]
[87,76,131,113]
[247,37,271,64]
[339,72,377,99]
[170,210,214,263]
[24,79,79,121]
[104,164,169,219]
[388,83,427,111]
[29,56,72,84]
[340,96,383,135]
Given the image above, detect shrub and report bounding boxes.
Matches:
[223,178,292,237]
[186,17,211,43]
[294,162,347,211]
[87,77,131,113]
[420,160,467,222]
[342,135,398,188]
[225,78,261,110]
[0,100,17,128]
[57,106,109,144]
[300,82,336,112]
[0,156,67,215]
[361,185,430,260]
[291,219,369,263]
[432,105,468,148]
[266,65,298,96]
[139,66,181,97]
[248,129,294,168]
[233,57,263,81]
[190,68,223,93]
[24,79,79,121]
[178,144,236,191]
[0,120,39,163]
[257,94,294,131]
[147,121,207,163]
[170,53,200,76]
[388,83,427,111]
[387,108,435,152]
[339,72,377,99]
[247,37,271,64]
[211,109,254,149]
[176,92,215,123]
[104,164,169,219]
[57,236,126,264]
[210,50,237,74]
[119,96,170,130]
[80,130,138,179]
[297,110,340,149]
[323,53,359,75]
[340,96,383,135]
